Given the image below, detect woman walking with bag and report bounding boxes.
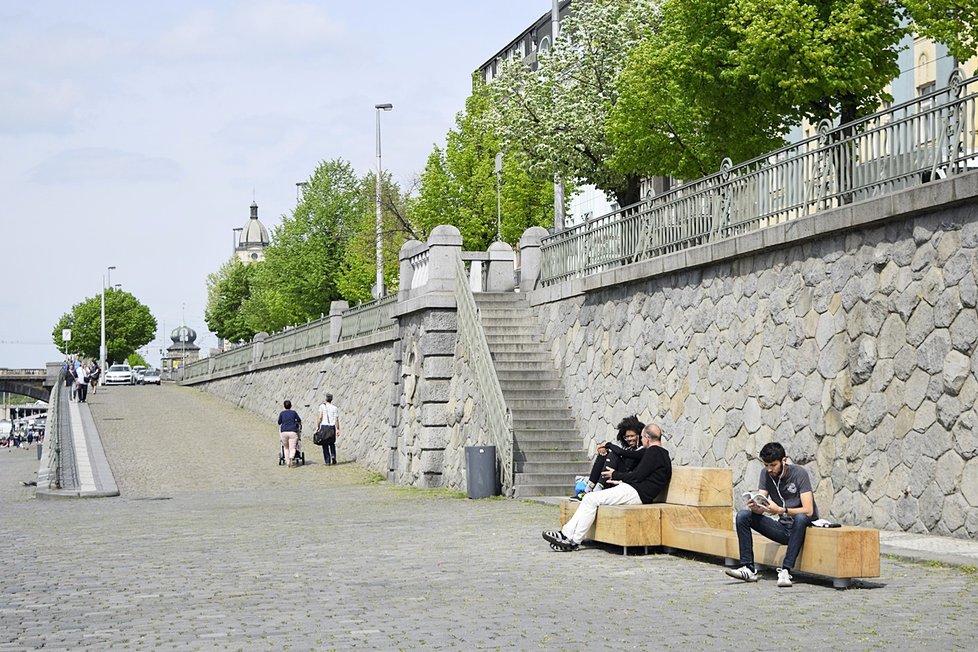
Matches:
[315,393,340,465]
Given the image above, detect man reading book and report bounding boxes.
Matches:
[725,442,818,587]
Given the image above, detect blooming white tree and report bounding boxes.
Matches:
[489,0,661,209]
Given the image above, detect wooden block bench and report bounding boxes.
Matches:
[659,504,880,588]
[559,466,734,554]
[557,466,881,587]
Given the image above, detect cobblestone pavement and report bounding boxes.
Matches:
[2,384,977,651]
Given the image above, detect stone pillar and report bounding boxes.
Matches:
[487,241,516,292]
[519,226,550,292]
[329,301,348,344]
[398,239,426,298]
[252,332,267,365]
[425,225,463,294]
[414,309,458,488]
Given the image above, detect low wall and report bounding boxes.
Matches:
[531,174,978,539]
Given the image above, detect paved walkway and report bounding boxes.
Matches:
[2,384,977,650]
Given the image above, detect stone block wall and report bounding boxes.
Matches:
[194,343,392,475]
[536,201,978,539]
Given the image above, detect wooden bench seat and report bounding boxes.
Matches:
[555,465,881,587]
[558,466,733,554]
[659,505,880,587]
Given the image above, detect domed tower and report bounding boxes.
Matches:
[167,324,201,372]
[235,201,270,263]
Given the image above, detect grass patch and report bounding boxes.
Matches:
[884,554,978,575]
[389,485,468,499]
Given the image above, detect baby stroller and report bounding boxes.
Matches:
[278,422,305,466]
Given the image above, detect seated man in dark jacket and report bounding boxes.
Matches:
[544,423,672,551]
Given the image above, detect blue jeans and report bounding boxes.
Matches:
[735,509,812,571]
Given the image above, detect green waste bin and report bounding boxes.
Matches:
[465,445,497,499]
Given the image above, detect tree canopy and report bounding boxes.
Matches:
[903,1,978,63]
[610,0,906,180]
[488,0,660,208]
[205,257,258,344]
[411,77,557,250]
[52,289,157,364]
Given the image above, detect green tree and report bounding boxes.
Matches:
[204,257,258,343]
[52,289,157,364]
[902,1,978,64]
[611,0,906,179]
[412,78,557,250]
[334,170,412,303]
[489,0,660,208]
[241,159,366,332]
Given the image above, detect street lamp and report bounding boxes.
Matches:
[232,227,243,256]
[494,152,503,241]
[375,102,393,299]
[100,265,116,382]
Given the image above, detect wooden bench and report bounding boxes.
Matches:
[558,466,880,588]
[559,467,734,554]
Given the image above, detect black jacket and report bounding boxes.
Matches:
[609,446,672,504]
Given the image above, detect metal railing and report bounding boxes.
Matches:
[339,295,397,342]
[542,69,978,286]
[262,316,332,360]
[454,254,515,495]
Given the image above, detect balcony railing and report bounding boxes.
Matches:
[542,69,978,286]
[339,295,397,342]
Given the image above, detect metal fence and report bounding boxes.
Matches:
[339,295,397,342]
[542,69,978,286]
[454,254,514,495]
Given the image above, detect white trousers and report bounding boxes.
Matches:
[561,482,641,544]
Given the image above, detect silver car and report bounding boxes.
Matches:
[141,369,161,385]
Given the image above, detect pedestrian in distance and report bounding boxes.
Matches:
[277,400,302,468]
[63,357,75,399]
[75,361,88,402]
[724,442,818,588]
[88,360,101,394]
[315,393,340,465]
[544,423,672,552]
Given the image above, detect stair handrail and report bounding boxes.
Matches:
[454,254,515,495]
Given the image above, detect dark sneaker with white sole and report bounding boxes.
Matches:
[542,530,579,551]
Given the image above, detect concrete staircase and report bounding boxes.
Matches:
[474,293,590,498]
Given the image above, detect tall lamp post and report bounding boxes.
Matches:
[232,227,243,257]
[374,102,393,299]
[100,265,116,383]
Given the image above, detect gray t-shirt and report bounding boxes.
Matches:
[758,464,818,520]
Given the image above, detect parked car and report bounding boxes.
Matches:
[141,369,161,385]
[105,364,134,385]
[132,365,146,383]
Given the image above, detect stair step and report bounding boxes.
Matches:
[516,450,592,463]
[514,417,577,428]
[512,481,579,497]
[501,384,566,394]
[517,461,592,474]
[490,351,553,361]
[509,408,575,420]
[514,438,587,451]
[496,371,564,382]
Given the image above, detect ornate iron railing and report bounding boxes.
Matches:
[339,295,397,342]
[262,316,332,360]
[542,69,978,285]
[454,254,514,494]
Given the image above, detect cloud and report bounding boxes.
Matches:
[29,148,183,184]
[155,1,345,60]
[0,78,85,134]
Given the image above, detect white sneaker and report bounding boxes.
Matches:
[724,566,758,582]
[777,568,793,587]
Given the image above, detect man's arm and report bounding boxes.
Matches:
[315,406,323,429]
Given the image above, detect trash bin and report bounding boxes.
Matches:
[465,445,497,499]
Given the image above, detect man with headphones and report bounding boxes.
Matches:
[725,442,818,587]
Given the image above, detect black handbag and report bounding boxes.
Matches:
[313,426,326,446]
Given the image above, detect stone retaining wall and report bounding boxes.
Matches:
[536,199,978,538]
[194,343,392,475]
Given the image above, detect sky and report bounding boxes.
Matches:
[0,1,553,369]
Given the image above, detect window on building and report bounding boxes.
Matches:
[539,36,551,53]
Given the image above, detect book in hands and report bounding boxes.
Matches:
[742,491,771,506]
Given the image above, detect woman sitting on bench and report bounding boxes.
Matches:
[571,415,645,501]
